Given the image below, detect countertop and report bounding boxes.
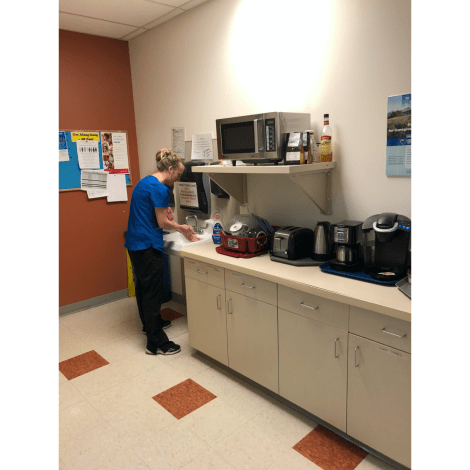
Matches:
[180,243,411,323]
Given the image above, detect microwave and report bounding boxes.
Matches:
[216,112,310,164]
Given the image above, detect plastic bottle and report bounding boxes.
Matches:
[212,209,224,245]
[321,114,332,162]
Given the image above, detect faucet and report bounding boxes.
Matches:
[186,214,203,234]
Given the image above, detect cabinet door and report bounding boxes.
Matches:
[278,309,348,432]
[347,334,411,468]
[226,291,278,393]
[185,277,228,366]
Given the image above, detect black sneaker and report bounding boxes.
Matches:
[146,341,181,356]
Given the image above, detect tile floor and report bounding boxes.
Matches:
[59,297,399,470]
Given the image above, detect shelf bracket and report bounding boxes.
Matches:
[289,170,332,214]
[205,172,247,205]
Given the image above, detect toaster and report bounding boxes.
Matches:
[271,226,314,260]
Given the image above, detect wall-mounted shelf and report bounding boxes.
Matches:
[193,162,335,214]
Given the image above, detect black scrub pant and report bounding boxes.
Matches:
[128,247,169,353]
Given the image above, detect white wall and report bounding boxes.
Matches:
[128,0,411,229]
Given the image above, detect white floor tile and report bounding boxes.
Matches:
[217,381,278,420]
[131,362,189,398]
[248,402,317,447]
[180,447,235,470]
[108,398,177,447]
[59,400,105,443]
[87,379,149,421]
[191,364,242,396]
[167,350,212,377]
[93,337,144,363]
[133,420,210,470]
[69,363,127,398]
[109,349,165,379]
[59,422,131,470]
[210,417,292,470]
[178,398,252,446]
[266,448,322,469]
[59,381,85,410]
[59,338,93,362]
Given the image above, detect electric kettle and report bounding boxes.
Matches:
[312,222,334,261]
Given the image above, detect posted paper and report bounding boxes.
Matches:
[386,94,411,176]
[107,174,128,202]
[172,127,186,160]
[77,140,100,169]
[178,182,199,208]
[191,133,213,161]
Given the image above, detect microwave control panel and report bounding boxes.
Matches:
[265,118,276,152]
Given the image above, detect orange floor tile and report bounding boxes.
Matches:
[153,378,216,419]
[160,307,183,321]
[59,350,109,380]
[293,424,368,470]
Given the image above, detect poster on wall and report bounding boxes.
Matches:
[101,132,129,173]
[178,182,199,208]
[386,93,411,177]
[59,131,70,162]
[172,127,185,160]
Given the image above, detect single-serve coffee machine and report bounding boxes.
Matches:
[329,221,363,272]
[362,213,411,281]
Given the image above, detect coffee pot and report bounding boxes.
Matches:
[329,220,363,272]
[312,222,334,261]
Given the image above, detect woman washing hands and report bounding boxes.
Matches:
[125,148,198,356]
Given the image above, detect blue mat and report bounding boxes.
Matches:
[319,262,406,286]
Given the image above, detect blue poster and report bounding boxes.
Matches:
[59,131,69,162]
[386,94,411,176]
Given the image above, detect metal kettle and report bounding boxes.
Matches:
[312,222,334,261]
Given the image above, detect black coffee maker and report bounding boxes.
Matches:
[329,221,363,272]
[362,213,411,281]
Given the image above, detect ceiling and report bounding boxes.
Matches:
[59,0,209,41]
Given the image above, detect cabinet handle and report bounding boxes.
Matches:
[354,347,359,367]
[216,294,221,310]
[241,283,255,289]
[300,302,318,310]
[196,270,208,275]
[334,338,339,358]
[227,298,232,314]
[382,327,407,338]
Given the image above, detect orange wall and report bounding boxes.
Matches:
[59,30,140,307]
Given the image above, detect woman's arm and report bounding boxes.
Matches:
[155,207,199,241]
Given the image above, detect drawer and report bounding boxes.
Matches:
[349,306,411,353]
[225,269,277,306]
[278,284,349,331]
[184,258,225,289]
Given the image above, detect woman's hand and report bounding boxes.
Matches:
[179,224,199,242]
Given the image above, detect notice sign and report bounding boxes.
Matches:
[178,182,199,208]
[386,93,411,176]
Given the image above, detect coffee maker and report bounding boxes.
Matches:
[329,221,363,272]
[362,213,411,281]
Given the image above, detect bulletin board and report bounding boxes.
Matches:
[59,130,132,191]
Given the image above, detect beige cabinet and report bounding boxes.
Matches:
[226,289,279,393]
[347,333,411,468]
[278,308,348,432]
[185,260,228,366]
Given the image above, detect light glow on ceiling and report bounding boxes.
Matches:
[230,0,332,110]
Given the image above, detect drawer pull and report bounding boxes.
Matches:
[354,347,359,367]
[241,283,255,289]
[216,294,221,310]
[196,270,208,275]
[382,327,407,338]
[334,338,339,358]
[227,298,233,314]
[300,302,319,310]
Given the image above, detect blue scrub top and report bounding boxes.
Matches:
[124,175,170,252]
